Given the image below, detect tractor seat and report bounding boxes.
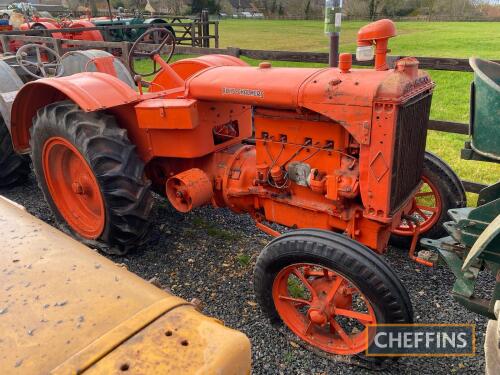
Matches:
[61,50,135,88]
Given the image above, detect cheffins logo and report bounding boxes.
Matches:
[366,324,475,357]
[222,87,264,99]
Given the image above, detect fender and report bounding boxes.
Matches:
[10,72,140,153]
[19,22,64,39]
[67,20,104,41]
[143,18,176,37]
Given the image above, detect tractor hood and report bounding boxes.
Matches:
[185,59,433,117]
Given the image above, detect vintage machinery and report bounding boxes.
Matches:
[0,46,144,187]
[422,58,499,319]
[4,20,463,358]
[0,196,251,374]
[89,15,176,43]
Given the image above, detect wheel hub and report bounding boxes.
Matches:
[42,137,105,240]
[72,181,84,195]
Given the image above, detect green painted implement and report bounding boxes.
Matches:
[422,57,500,319]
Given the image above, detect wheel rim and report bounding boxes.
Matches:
[392,176,442,236]
[272,263,377,355]
[42,137,105,239]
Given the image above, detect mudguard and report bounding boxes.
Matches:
[0,60,23,131]
[10,72,141,153]
[67,20,104,41]
[143,18,176,36]
[19,22,64,39]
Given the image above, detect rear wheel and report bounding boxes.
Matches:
[0,119,30,188]
[254,229,413,358]
[391,151,466,247]
[30,101,153,254]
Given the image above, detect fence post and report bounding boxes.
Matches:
[52,39,64,56]
[214,21,219,48]
[0,35,9,54]
[121,41,131,66]
[190,23,196,47]
[201,9,209,48]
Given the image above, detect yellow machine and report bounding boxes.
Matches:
[0,196,251,374]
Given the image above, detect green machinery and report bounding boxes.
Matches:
[422,57,500,319]
[92,16,175,43]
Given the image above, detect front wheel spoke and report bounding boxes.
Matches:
[292,269,317,299]
[325,276,343,305]
[334,308,374,325]
[278,295,311,306]
[330,319,354,348]
[415,207,430,220]
[417,205,438,213]
[415,191,435,198]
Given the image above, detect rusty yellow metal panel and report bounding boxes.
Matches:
[83,306,252,375]
[0,196,251,374]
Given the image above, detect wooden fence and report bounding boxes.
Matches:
[0,34,489,192]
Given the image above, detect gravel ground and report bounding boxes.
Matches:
[1,175,492,375]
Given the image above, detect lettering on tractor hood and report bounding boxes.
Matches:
[222,87,264,98]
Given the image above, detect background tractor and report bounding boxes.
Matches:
[3,20,465,360]
[0,40,148,187]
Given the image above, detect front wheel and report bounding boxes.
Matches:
[30,101,153,254]
[391,151,466,247]
[254,229,413,357]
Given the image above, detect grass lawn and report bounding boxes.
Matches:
[141,20,499,203]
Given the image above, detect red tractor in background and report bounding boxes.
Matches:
[4,20,466,359]
[0,17,103,54]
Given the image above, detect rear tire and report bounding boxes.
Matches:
[254,229,413,359]
[390,151,466,248]
[0,119,30,188]
[30,101,153,254]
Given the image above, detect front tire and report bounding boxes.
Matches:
[391,151,466,247]
[254,229,413,358]
[30,101,153,254]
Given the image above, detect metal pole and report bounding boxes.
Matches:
[325,1,342,67]
[106,0,113,21]
[329,32,339,67]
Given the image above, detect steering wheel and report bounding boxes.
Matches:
[16,43,64,79]
[128,27,175,77]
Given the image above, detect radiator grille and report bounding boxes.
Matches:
[390,93,433,212]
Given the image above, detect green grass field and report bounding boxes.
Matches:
[142,20,500,203]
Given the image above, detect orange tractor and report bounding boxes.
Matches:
[6,20,465,358]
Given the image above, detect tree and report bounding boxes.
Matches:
[191,0,221,13]
[369,0,379,19]
[304,0,311,19]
